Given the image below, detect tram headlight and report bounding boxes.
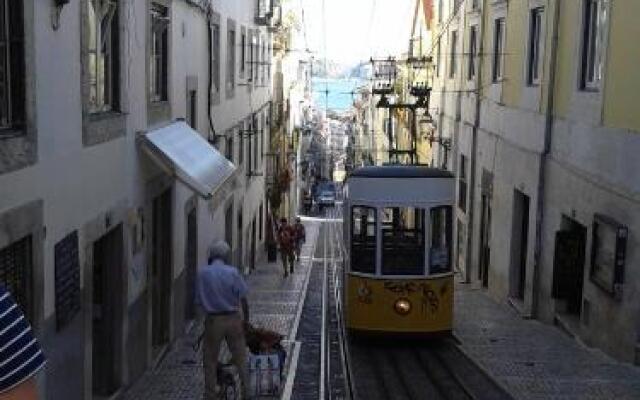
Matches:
[394,298,412,315]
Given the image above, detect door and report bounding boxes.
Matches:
[152,189,172,351]
[552,223,587,315]
[185,208,197,321]
[479,194,492,287]
[251,217,257,270]
[237,212,244,269]
[92,225,124,396]
[510,190,530,299]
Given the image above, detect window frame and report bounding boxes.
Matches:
[212,21,221,95]
[527,7,544,86]
[429,206,453,275]
[149,3,169,103]
[240,27,246,79]
[350,206,377,274]
[0,0,25,132]
[467,25,478,81]
[381,207,426,276]
[580,0,608,91]
[492,17,506,83]
[226,20,236,97]
[449,30,458,79]
[87,0,120,114]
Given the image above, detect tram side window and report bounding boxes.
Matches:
[381,207,425,275]
[351,206,376,274]
[430,206,453,274]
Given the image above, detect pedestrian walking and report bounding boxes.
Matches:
[277,218,296,277]
[0,285,46,400]
[293,217,306,261]
[196,241,250,400]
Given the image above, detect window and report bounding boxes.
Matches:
[468,26,478,80]
[187,90,197,129]
[238,125,244,165]
[436,40,441,77]
[252,34,258,83]
[258,203,263,241]
[226,24,235,93]
[430,206,452,274]
[458,154,467,213]
[492,17,505,82]
[150,4,169,102]
[438,0,443,23]
[212,22,220,94]
[351,206,376,274]
[471,0,479,10]
[240,29,246,78]
[0,0,25,130]
[0,236,33,321]
[247,30,254,82]
[88,0,120,113]
[382,208,425,275]
[590,214,627,298]
[253,115,258,170]
[225,132,233,162]
[581,0,607,90]
[527,7,544,85]
[260,113,265,166]
[449,30,458,78]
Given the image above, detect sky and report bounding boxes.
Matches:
[298,0,416,66]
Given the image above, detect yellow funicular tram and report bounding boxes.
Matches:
[343,165,455,335]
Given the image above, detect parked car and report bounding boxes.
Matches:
[318,190,336,207]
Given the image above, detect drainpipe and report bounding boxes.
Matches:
[532,1,561,317]
[464,0,487,284]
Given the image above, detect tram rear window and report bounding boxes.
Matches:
[430,206,453,274]
[351,207,376,274]
[381,207,425,275]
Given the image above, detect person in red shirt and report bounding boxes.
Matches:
[277,218,296,277]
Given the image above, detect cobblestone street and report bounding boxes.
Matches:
[121,221,320,400]
[455,284,640,400]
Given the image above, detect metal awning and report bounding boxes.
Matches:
[139,121,236,199]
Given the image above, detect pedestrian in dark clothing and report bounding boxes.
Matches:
[277,218,296,277]
[293,217,306,261]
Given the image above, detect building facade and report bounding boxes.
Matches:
[430,0,640,364]
[0,0,275,398]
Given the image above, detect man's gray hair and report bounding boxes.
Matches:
[209,240,231,264]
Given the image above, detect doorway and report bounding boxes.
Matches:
[92,224,124,397]
[250,217,257,271]
[184,207,197,322]
[152,189,172,354]
[237,212,243,269]
[478,193,492,288]
[552,217,587,316]
[509,190,530,300]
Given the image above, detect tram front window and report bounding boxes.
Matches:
[381,207,425,275]
[430,206,453,274]
[351,206,376,274]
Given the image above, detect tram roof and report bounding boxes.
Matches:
[349,165,454,179]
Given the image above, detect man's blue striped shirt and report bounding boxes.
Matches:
[0,286,46,393]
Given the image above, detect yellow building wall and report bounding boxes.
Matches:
[553,1,579,118]
[502,0,527,108]
[603,0,640,131]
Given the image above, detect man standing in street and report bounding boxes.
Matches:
[277,218,296,277]
[196,241,250,400]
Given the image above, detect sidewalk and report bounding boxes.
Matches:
[454,283,640,400]
[121,220,320,400]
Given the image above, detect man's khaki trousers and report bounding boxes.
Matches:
[203,314,249,399]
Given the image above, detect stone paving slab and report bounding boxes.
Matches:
[121,221,320,400]
[454,284,640,400]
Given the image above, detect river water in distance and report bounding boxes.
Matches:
[312,77,366,113]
